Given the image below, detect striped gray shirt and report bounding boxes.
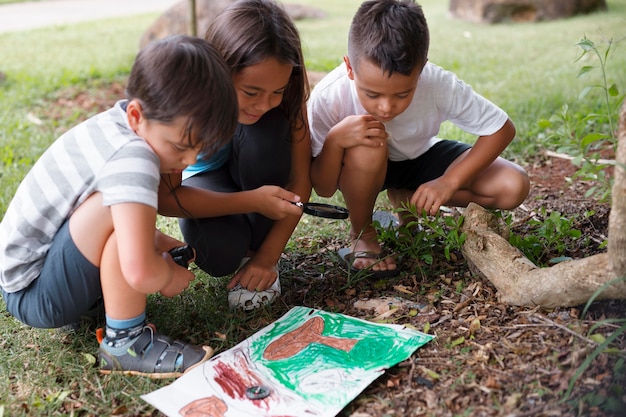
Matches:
[0,100,160,293]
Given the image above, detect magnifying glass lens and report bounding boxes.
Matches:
[296,202,349,219]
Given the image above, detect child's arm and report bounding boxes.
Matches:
[229,108,313,291]
[410,118,516,215]
[111,202,194,297]
[311,114,387,197]
[158,174,302,220]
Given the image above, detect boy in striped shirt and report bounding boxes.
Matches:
[0,35,238,378]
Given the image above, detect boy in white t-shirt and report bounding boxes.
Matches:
[307,0,529,277]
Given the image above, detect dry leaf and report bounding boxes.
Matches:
[393,285,414,295]
[111,405,128,415]
[503,393,522,410]
[469,318,481,336]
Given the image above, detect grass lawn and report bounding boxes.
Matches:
[0,0,625,416]
[0,0,40,4]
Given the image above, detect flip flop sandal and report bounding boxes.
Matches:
[98,325,213,379]
[338,247,400,279]
[227,257,281,311]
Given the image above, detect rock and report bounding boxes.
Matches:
[139,0,326,49]
[448,0,607,23]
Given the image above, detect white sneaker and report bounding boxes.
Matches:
[227,258,281,310]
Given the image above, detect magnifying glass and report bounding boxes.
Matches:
[169,245,195,267]
[293,201,349,219]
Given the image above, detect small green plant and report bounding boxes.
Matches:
[387,203,466,263]
[507,208,589,266]
[420,213,466,262]
[378,222,436,267]
[576,37,621,140]
[538,36,623,203]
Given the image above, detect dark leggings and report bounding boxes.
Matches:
[179,108,292,277]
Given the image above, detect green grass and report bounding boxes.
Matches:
[1,0,626,415]
[0,0,39,4]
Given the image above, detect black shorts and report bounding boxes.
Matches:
[383,140,471,190]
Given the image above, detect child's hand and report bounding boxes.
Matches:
[251,185,303,220]
[226,257,277,292]
[328,114,388,149]
[158,252,196,297]
[154,229,186,254]
[410,177,458,216]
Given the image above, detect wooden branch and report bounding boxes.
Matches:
[544,150,615,166]
[461,203,626,308]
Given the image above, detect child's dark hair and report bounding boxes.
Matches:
[205,0,309,137]
[348,0,429,77]
[126,35,238,155]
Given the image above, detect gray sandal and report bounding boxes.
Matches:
[98,325,213,379]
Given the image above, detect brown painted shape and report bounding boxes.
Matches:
[180,395,228,417]
[263,316,358,360]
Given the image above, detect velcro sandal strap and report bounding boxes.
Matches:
[128,327,157,355]
[153,340,185,372]
[138,332,177,373]
[178,341,208,371]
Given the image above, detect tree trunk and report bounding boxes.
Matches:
[461,100,626,308]
[608,98,626,278]
[189,0,197,37]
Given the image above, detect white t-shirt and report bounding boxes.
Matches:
[308,62,509,161]
[0,100,160,293]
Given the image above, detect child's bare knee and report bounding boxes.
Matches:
[499,170,530,209]
[344,145,387,172]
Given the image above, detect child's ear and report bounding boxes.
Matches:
[126,99,145,131]
[344,56,355,80]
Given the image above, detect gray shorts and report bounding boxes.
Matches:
[383,140,471,190]
[1,220,102,328]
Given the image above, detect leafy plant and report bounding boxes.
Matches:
[538,36,623,202]
[383,203,466,263]
[507,208,590,266]
[420,212,466,262]
[576,37,622,140]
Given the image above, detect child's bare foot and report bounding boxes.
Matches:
[339,227,398,277]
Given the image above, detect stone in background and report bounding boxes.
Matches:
[449,0,607,24]
[140,0,326,48]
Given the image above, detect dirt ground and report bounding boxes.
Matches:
[280,155,623,417]
[45,83,625,417]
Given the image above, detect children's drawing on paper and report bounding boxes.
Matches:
[142,306,434,417]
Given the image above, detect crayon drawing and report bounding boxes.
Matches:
[142,306,434,416]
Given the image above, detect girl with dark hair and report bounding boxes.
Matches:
[159,0,311,310]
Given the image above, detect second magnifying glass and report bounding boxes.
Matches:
[293,201,349,219]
